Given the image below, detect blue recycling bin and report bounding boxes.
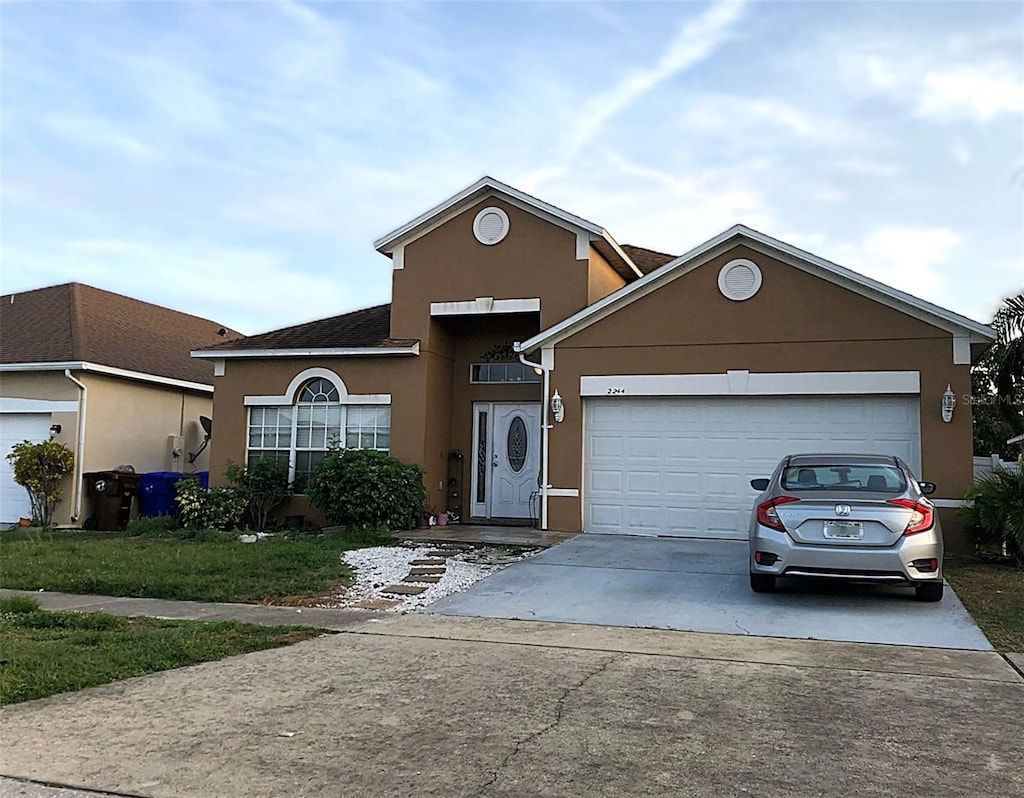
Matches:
[137,471,210,517]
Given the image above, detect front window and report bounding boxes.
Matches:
[470,362,541,383]
[247,377,390,492]
[781,464,907,493]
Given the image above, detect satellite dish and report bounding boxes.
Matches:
[188,416,214,464]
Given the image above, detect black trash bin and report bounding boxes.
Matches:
[84,469,141,531]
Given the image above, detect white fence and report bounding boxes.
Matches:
[973,455,1022,481]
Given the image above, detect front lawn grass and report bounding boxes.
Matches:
[945,559,1024,652]
[0,527,362,604]
[0,596,323,705]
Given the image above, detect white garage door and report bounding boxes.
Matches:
[584,396,921,539]
[1,414,52,524]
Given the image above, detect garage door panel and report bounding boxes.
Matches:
[584,396,921,539]
[627,470,661,494]
[1,413,53,524]
[627,437,661,460]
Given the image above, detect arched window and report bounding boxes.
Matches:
[246,374,391,492]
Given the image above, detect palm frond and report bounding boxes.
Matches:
[993,292,1024,344]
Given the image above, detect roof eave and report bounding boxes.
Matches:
[191,344,420,360]
[519,224,997,353]
[373,176,605,254]
[0,361,213,393]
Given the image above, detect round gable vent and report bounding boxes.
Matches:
[718,259,762,301]
[473,207,510,245]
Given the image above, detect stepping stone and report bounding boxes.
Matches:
[381,584,428,596]
[426,550,458,558]
[403,575,442,584]
[410,558,446,566]
[350,598,402,610]
[409,567,446,576]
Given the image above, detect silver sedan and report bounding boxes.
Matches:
[748,454,944,602]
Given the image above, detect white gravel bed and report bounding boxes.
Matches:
[312,543,537,611]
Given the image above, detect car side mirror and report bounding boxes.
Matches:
[918,481,936,495]
[750,478,770,491]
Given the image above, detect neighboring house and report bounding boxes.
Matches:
[194,177,996,549]
[1,283,242,525]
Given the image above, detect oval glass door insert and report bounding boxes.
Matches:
[507,417,528,473]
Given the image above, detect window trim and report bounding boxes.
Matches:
[244,369,392,492]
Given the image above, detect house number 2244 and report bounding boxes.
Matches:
[606,387,626,395]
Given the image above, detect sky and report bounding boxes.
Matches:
[2,0,1022,336]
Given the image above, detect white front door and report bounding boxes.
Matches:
[471,402,541,520]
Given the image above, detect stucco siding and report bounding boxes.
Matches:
[587,246,627,305]
[544,245,974,548]
[391,197,589,343]
[80,373,213,475]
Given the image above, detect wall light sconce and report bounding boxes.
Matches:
[551,389,564,423]
[941,385,956,423]
[49,424,62,436]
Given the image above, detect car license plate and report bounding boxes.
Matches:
[823,521,863,540]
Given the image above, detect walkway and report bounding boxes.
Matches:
[395,525,577,547]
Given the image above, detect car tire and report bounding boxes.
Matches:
[915,582,943,602]
[750,573,776,593]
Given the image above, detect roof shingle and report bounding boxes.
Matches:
[206,304,415,351]
[1,283,243,384]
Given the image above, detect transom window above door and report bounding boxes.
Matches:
[246,374,390,491]
[470,362,541,383]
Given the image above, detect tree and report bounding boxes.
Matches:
[971,293,1024,459]
[993,292,1024,433]
[6,439,75,527]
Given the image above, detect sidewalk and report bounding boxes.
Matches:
[0,588,379,631]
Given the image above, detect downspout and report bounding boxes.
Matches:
[517,347,550,530]
[64,369,87,522]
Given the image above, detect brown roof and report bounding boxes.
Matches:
[206,304,416,352]
[1,283,243,384]
[620,244,678,275]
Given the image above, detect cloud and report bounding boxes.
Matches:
[44,114,156,160]
[570,0,748,153]
[916,61,1024,123]
[6,237,358,334]
[831,225,963,304]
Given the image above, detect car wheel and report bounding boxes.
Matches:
[915,582,943,602]
[750,573,776,593]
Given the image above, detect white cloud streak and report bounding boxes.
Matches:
[570,0,748,153]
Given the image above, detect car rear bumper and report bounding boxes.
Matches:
[749,524,943,583]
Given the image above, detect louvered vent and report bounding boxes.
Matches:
[473,207,509,245]
[718,259,762,301]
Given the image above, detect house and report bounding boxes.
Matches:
[1,283,242,525]
[193,177,996,548]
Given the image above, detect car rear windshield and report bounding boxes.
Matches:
[781,464,907,493]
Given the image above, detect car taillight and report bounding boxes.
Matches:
[887,498,935,535]
[756,496,799,532]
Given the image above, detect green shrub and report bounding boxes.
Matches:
[224,458,292,530]
[126,514,179,537]
[306,449,425,531]
[0,595,40,615]
[174,477,247,532]
[5,439,75,527]
[959,467,1024,561]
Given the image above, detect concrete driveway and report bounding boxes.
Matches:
[429,534,992,650]
[1,614,1021,798]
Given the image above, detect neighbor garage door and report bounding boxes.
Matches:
[584,396,920,539]
[0,414,52,524]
